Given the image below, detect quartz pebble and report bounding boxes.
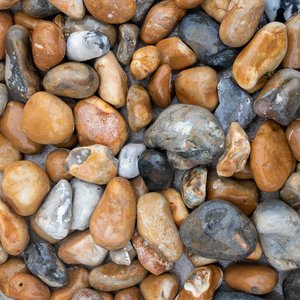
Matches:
[21,0,58,18]
[49,0,85,20]
[0,12,13,60]
[110,242,136,266]
[283,269,300,300]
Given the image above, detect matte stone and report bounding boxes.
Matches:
[283,269,300,300]
[265,0,300,22]
[280,171,300,210]
[132,0,155,24]
[0,84,8,117]
[214,291,264,300]
[180,200,258,260]
[21,0,58,18]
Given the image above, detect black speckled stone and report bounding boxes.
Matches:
[215,70,256,132]
[21,0,59,18]
[23,238,67,288]
[265,0,300,22]
[214,291,264,300]
[180,200,258,260]
[138,149,174,191]
[178,11,239,69]
[283,269,300,300]
[132,0,155,24]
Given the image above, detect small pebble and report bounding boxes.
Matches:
[110,241,136,266]
[286,120,300,161]
[0,133,21,171]
[49,0,85,20]
[280,170,300,210]
[132,0,155,24]
[21,0,58,18]
[115,287,143,300]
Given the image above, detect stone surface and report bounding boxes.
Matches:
[175,0,203,9]
[0,133,21,171]
[214,291,264,300]
[280,171,300,210]
[110,241,136,266]
[115,287,143,300]
[265,0,300,22]
[0,62,4,83]
[132,0,155,24]
[0,12,13,60]
[71,288,102,300]
[283,269,300,300]
[200,0,230,23]
[0,0,19,9]
[21,0,58,18]
[0,243,8,265]
[49,0,85,19]
[287,120,300,161]
[180,200,258,260]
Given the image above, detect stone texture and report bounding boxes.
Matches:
[49,0,85,19]
[265,0,300,22]
[110,242,136,266]
[283,269,300,300]
[287,120,300,161]
[280,171,300,210]
[21,0,58,18]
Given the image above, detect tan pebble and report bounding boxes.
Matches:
[175,66,218,111]
[156,37,197,70]
[0,243,8,265]
[74,96,128,155]
[64,144,118,185]
[94,51,128,108]
[127,84,153,132]
[140,0,185,44]
[201,0,230,22]
[0,133,21,171]
[0,11,14,60]
[185,250,218,267]
[286,120,300,161]
[49,0,85,20]
[14,12,42,31]
[53,133,78,149]
[130,46,161,80]
[90,177,136,250]
[114,287,143,300]
[0,101,42,154]
[246,243,263,261]
[148,64,172,108]
[71,288,103,300]
[233,161,253,180]
[52,14,65,30]
[0,0,19,9]
[175,0,203,9]
[98,291,113,300]
[217,122,251,177]
[131,175,149,199]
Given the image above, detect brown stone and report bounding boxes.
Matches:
[114,287,143,300]
[0,101,42,154]
[74,96,128,155]
[71,289,103,300]
[22,92,74,145]
[177,265,223,300]
[250,120,295,192]
[185,250,218,267]
[0,198,29,256]
[156,37,197,71]
[174,0,203,9]
[84,0,136,24]
[98,292,113,300]
[207,172,258,216]
[0,133,21,171]
[148,64,172,108]
[286,120,300,161]
[282,13,300,68]
[94,51,128,108]
[32,21,65,71]
[127,84,153,132]
[53,133,78,149]
[2,160,50,216]
[49,0,85,20]
[0,0,19,9]
[130,46,161,80]
[52,14,65,30]
[161,188,189,228]
[140,0,185,44]
[246,243,263,261]
[233,22,288,91]
[50,268,89,300]
[89,260,148,292]
[219,0,264,47]
[201,0,230,22]
[131,176,149,199]
[90,177,136,250]
[234,161,253,180]
[0,11,14,60]
[175,66,218,111]
[217,122,251,177]
[0,244,8,265]
[137,192,183,262]
[14,12,42,31]
[46,149,73,183]
[225,263,278,295]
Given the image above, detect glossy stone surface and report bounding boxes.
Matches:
[283,269,300,300]
[280,171,300,210]
[200,0,230,23]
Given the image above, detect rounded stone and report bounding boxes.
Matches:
[132,0,155,24]
[71,288,102,300]
[21,0,58,18]
[49,0,85,19]
[14,12,42,31]
[214,291,264,300]
[0,11,13,60]
[110,241,136,267]
[175,0,203,9]
[200,0,230,22]
[286,120,300,161]
[0,133,21,171]
[280,171,300,210]
[115,287,143,300]
[283,269,300,300]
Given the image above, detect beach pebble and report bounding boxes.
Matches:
[49,0,85,20]
[115,287,143,300]
[0,12,13,60]
[265,0,300,22]
[283,269,300,300]
[214,291,264,300]
[71,288,102,300]
[0,133,21,171]
[110,242,136,266]
[21,0,58,18]
[280,171,300,210]
[200,0,230,22]
[132,0,155,24]
[287,120,300,161]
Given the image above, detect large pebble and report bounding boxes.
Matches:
[144,104,225,166]
[21,0,58,18]
[49,0,85,19]
[90,177,136,250]
[250,120,295,192]
[283,269,300,300]
[0,12,13,60]
[180,200,258,260]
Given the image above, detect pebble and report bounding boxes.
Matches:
[74,96,128,154]
[140,273,178,300]
[186,251,218,267]
[58,230,108,267]
[217,122,251,177]
[31,180,72,243]
[167,151,199,171]
[21,0,58,18]
[118,143,146,179]
[287,120,300,161]
[144,104,225,165]
[0,62,4,83]
[181,166,207,209]
[0,0,19,9]
[49,0,85,20]
[156,37,197,71]
[0,12,13,60]
[233,22,288,91]
[280,171,300,210]
[5,25,41,102]
[283,13,300,68]
[177,265,223,300]
[254,199,300,271]
[178,11,239,69]
[2,160,50,216]
[219,0,264,48]
[283,269,300,300]
[180,200,258,260]
[0,84,8,117]
[94,51,128,108]
[0,133,21,171]
[64,144,118,185]
[225,263,278,295]
[43,62,99,99]
[0,244,8,265]
[132,0,155,24]
[50,267,89,300]
[21,91,75,144]
[0,198,29,256]
[207,172,259,216]
[110,241,136,266]
[265,0,300,22]
[54,133,78,150]
[89,260,148,292]
[200,0,230,23]
[115,287,143,300]
[32,21,65,71]
[250,120,295,192]
[131,176,148,199]
[127,84,153,132]
[130,46,161,80]
[175,66,218,111]
[214,291,264,300]
[23,238,67,288]
[0,101,42,154]
[83,0,136,24]
[71,288,102,300]
[175,0,203,9]
[140,0,185,44]
[137,192,183,262]
[90,177,136,250]
[116,24,139,66]
[214,70,256,132]
[70,178,103,231]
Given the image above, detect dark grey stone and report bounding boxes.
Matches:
[280,171,300,210]
[132,0,155,24]
[265,0,300,22]
[283,269,300,300]
[21,0,58,18]
[214,291,264,300]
